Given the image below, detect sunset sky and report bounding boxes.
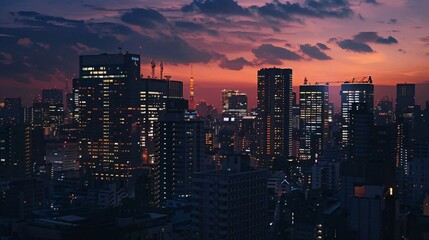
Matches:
[1,0,428,109]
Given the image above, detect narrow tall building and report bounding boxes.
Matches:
[299,83,329,161]
[340,79,374,148]
[155,99,207,206]
[75,53,140,186]
[138,78,183,165]
[257,68,293,168]
[395,83,415,123]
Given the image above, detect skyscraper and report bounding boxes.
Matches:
[75,53,140,186]
[340,79,374,147]
[299,83,329,161]
[257,68,293,168]
[395,83,415,123]
[41,89,64,136]
[155,99,207,206]
[137,78,183,165]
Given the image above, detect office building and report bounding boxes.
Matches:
[41,89,65,137]
[156,99,207,206]
[395,83,415,123]
[299,83,329,161]
[257,68,293,168]
[74,53,141,186]
[137,78,183,165]
[340,79,374,147]
[221,89,247,118]
[374,97,394,126]
[192,155,268,240]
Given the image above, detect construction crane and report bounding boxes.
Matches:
[313,76,373,85]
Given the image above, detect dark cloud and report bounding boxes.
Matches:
[256,0,353,21]
[182,0,250,16]
[300,44,332,60]
[316,43,330,50]
[0,11,220,83]
[121,8,167,28]
[337,39,374,53]
[219,57,252,70]
[137,34,216,64]
[252,44,301,65]
[398,49,406,54]
[353,32,398,44]
[364,0,379,5]
[388,18,397,24]
[375,36,398,44]
[421,36,429,46]
[174,21,218,35]
[14,11,84,26]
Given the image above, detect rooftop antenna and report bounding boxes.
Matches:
[160,61,164,80]
[304,77,308,85]
[190,65,195,110]
[151,59,156,79]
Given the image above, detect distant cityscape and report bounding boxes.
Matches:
[1,52,429,240]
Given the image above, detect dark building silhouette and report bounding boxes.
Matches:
[396,83,415,123]
[192,155,268,240]
[257,68,293,168]
[155,99,207,206]
[374,97,394,126]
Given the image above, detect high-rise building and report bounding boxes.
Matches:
[374,97,394,126]
[395,83,415,122]
[75,53,141,186]
[340,79,374,148]
[299,84,329,161]
[0,97,32,179]
[257,68,293,168]
[137,78,183,165]
[41,89,64,136]
[155,99,207,206]
[192,155,268,240]
[221,89,248,118]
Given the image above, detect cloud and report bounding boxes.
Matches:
[0,11,221,84]
[364,0,379,5]
[316,42,330,50]
[17,38,32,47]
[353,32,398,44]
[398,49,406,54]
[0,52,13,65]
[337,39,374,53]
[252,44,301,65]
[182,0,250,16]
[421,36,429,46]
[121,8,167,28]
[300,44,332,60]
[174,21,218,35]
[219,57,252,70]
[137,34,216,64]
[388,19,397,24]
[256,0,353,21]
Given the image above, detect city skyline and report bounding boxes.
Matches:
[1,0,429,107]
